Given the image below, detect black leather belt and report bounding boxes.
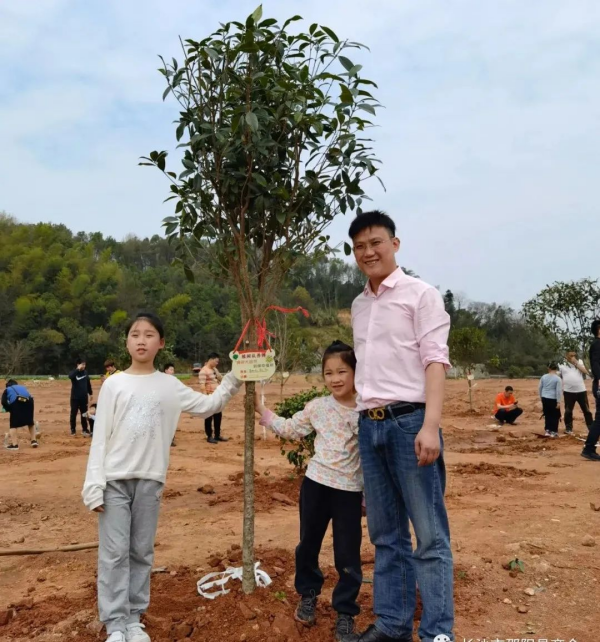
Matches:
[360,402,426,421]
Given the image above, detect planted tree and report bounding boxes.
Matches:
[141,5,381,592]
[523,278,600,358]
[449,327,488,411]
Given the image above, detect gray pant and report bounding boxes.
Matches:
[98,479,164,634]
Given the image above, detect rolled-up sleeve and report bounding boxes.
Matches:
[414,287,451,370]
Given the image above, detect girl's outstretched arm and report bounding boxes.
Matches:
[177,372,242,417]
[255,392,315,441]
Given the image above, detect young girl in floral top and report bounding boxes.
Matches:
[256,341,362,642]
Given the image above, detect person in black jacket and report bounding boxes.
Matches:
[582,320,600,461]
[69,358,93,437]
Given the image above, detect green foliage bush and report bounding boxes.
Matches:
[275,387,329,473]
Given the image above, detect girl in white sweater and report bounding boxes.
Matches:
[82,312,242,642]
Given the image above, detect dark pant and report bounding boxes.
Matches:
[563,391,593,430]
[359,408,454,641]
[584,391,600,453]
[204,412,222,439]
[541,397,560,434]
[295,476,362,616]
[70,398,89,433]
[495,407,523,424]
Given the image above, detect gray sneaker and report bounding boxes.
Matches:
[335,614,358,641]
[295,595,317,626]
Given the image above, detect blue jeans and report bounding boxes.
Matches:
[359,408,454,642]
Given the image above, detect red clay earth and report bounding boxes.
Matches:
[1,377,599,641]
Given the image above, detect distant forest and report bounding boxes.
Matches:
[0,213,554,376]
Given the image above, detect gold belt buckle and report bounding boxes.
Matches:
[367,407,386,421]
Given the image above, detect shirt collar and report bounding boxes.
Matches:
[363,266,406,296]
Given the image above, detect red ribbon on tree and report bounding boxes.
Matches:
[233,306,310,353]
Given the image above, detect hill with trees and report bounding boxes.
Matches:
[0,212,556,376]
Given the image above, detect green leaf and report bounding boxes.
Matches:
[245,111,259,131]
[359,104,376,116]
[252,4,263,23]
[282,15,302,29]
[183,264,195,283]
[344,242,352,256]
[276,212,286,225]
[338,56,354,71]
[340,85,354,104]
[253,173,268,187]
[320,26,339,42]
[162,86,172,101]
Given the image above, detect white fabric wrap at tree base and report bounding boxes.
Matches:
[197,563,272,599]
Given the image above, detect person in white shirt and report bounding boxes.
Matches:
[82,312,242,642]
[559,350,593,434]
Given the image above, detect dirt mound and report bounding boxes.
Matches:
[0,500,41,516]
[206,474,303,512]
[455,440,557,454]
[1,548,369,642]
[450,462,546,477]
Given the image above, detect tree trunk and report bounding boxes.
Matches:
[467,375,473,412]
[242,378,257,594]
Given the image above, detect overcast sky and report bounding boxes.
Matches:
[2,0,599,307]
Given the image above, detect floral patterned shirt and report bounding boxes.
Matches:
[260,395,362,492]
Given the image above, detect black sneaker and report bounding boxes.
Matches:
[216,436,229,442]
[5,444,19,451]
[70,432,76,437]
[581,450,600,461]
[207,437,218,444]
[335,614,358,641]
[31,440,39,448]
[565,429,573,435]
[83,431,91,438]
[295,595,317,626]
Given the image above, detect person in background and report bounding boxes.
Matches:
[104,359,121,380]
[86,403,98,437]
[493,386,523,426]
[163,364,177,446]
[539,363,562,438]
[69,358,93,437]
[559,349,593,434]
[198,353,228,444]
[2,379,39,450]
[582,320,600,461]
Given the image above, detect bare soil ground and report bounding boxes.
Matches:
[1,376,599,642]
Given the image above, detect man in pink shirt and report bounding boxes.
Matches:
[350,211,454,642]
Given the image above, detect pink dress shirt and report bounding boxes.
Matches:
[351,267,451,411]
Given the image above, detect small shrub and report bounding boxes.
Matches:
[275,387,329,473]
[507,365,523,379]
